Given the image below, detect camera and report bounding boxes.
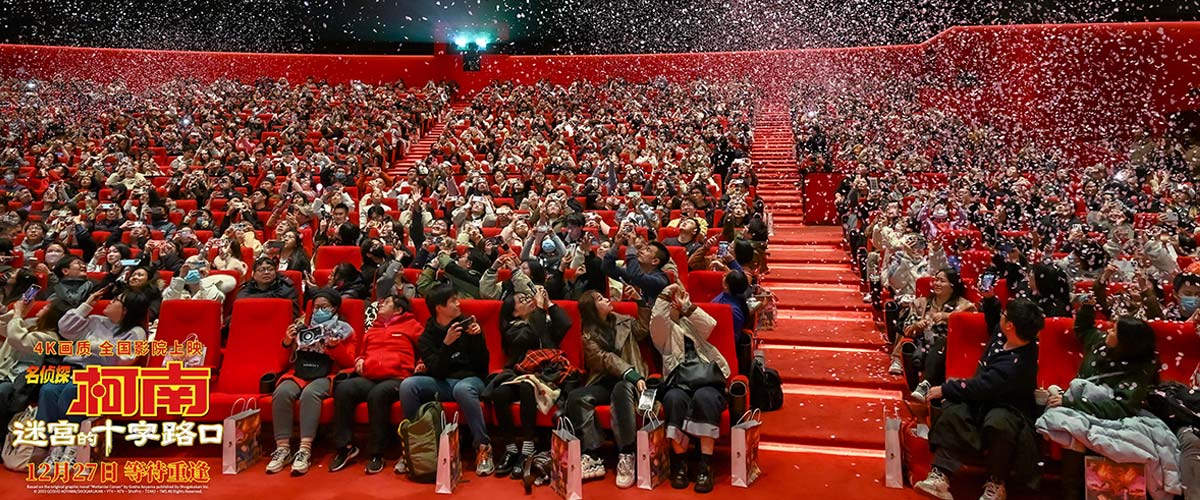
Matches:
[297,326,327,347]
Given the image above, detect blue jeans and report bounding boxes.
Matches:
[37,382,84,424]
[399,376,489,448]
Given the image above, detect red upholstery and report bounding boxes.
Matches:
[1154,321,1200,383]
[214,299,292,394]
[151,299,223,368]
[958,249,993,284]
[315,246,363,270]
[686,270,727,304]
[945,312,989,380]
[1036,318,1084,388]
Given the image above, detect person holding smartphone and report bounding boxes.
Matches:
[397,284,494,477]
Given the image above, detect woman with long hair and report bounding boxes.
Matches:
[485,285,573,480]
[902,268,977,399]
[39,289,151,464]
[562,289,650,488]
[0,299,68,443]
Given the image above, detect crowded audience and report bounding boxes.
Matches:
[0,75,769,492]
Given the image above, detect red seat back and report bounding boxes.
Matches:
[315,246,363,270]
[686,271,727,304]
[945,312,989,379]
[152,300,223,368]
[215,299,293,394]
[552,300,584,368]
[1153,320,1200,384]
[1036,317,1084,388]
[697,302,738,376]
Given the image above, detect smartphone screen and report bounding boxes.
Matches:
[21,284,40,304]
[978,274,997,292]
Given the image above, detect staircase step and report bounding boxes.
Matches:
[761,346,903,390]
[761,263,856,283]
[773,285,869,311]
[769,226,843,242]
[759,311,883,348]
[760,391,895,449]
[767,245,849,263]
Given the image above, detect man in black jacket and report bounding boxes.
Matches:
[397,284,494,476]
[48,256,97,307]
[915,295,1045,500]
[236,257,301,318]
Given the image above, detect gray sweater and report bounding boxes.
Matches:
[59,302,147,367]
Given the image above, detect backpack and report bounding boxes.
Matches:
[1147,381,1200,432]
[398,401,444,483]
[749,352,783,412]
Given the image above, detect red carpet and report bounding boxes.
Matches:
[759,310,883,348]
[761,346,904,390]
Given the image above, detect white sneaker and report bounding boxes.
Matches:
[889,359,903,375]
[43,446,64,466]
[291,449,312,476]
[266,446,291,475]
[394,455,408,475]
[60,446,78,466]
[615,453,635,488]
[911,380,932,403]
[979,480,1006,500]
[914,468,954,500]
[581,454,606,480]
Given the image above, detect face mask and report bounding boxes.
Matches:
[312,309,334,324]
[44,251,63,265]
[541,239,557,253]
[3,175,13,183]
[1182,296,1199,315]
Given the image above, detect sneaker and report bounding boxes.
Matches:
[510,453,529,481]
[365,455,385,475]
[266,447,291,475]
[329,445,359,473]
[582,454,606,480]
[393,455,408,475]
[60,446,78,466]
[889,358,903,376]
[475,445,495,477]
[43,446,64,466]
[693,460,713,494]
[616,453,635,489]
[290,449,312,476]
[979,480,1005,500]
[496,449,522,478]
[863,293,874,303]
[670,456,689,489]
[914,468,954,500]
[911,380,932,403]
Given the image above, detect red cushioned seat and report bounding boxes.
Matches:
[946,312,990,380]
[1154,321,1200,383]
[214,299,292,403]
[151,299,224,368]
[686,270,727,304]
[1036,318,1084,389]
[315,246,363,270]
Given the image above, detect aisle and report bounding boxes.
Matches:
[751,101,920,498]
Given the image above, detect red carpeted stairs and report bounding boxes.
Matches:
[386,101,471,176]
[750,101,920,498]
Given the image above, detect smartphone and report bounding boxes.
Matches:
[717,241,729,257]
[120,258,141,267]
[454,315,477,330]
[637,387,658,412]
[267,240,284,250]
[21,284,41,304]
[978,273,997,293]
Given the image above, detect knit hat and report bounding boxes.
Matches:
[309,287,343,310]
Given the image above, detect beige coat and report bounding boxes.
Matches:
[649,296,729,379]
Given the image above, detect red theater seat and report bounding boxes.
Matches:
[151,299,223,368]
[315,246,363,270]
[217,299,294,420]
[686,270,727,303]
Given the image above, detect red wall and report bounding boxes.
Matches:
[2,22,1198,142]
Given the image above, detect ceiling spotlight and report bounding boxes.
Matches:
[454,36,469,50]
[473,36,489,50]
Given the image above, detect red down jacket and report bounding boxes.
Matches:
[358,312,423,380]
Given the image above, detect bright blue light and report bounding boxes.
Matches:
[453,36,468,49]
[473,36,489,50]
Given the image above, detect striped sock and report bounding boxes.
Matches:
[521,441,535,456]
[506,443,518,455]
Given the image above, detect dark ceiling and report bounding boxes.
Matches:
[0,0,1196,54]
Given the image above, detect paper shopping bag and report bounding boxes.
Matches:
[435,412,460,494]
[551,416,583,500]
[885,410,903,488]
[163,333,208,367]
[731,409,762,488]
[222,398,261,475]
[637,411,668,490]
[1085,455,1146,499]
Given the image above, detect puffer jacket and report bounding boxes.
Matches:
[357,312,422,381]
